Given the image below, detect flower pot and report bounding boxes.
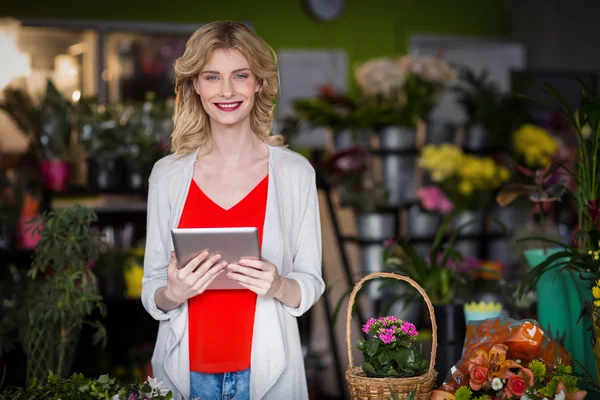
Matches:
[452,209,483,235]
[406,205,441,238]
[379,126,417,206]
[425,120,455,144]
[452,210,483,258]
[593,310,600,383]
[333,128,370,150]
[87,155,126,193]
[524,248,595,374]
[464,123,491,150]
[125,160,151,193]
[40,159,70,192]
[356,212,396,302]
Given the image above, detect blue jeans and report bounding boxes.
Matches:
[190,368,250,400]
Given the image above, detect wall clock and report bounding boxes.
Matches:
[303,0,347,22]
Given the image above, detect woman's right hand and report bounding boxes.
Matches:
[164,250,227,305]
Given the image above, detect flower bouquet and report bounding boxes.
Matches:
[357,316,429,378]
[430,317,593,400]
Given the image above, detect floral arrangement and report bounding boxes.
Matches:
[512,124,559,169]
[431,345,586,400]
[418,144,511,211]
[356,316,429,377]
[431,317,592,400]
[354,55,457,128]
[0,371,172,399]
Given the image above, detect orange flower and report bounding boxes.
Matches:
[430,390,455,400]
[504,375,527,398]
[554,380,587,400]
[468,344,523,379]
[468,363,489,391]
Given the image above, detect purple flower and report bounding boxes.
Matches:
[362,318,377,333]
[127,393,139,400]
[401,321,419,336]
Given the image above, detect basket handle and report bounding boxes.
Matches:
[345,272,438,376]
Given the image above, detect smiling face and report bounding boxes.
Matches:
[193,48,261,130]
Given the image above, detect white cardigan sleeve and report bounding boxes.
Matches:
[283,169,325,317]
[141,179,179,321]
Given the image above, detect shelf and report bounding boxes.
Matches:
[369,148,419,156]
[340,232,507,246]
[51,194,147,213]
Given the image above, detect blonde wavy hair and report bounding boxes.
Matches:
[171,21,284,155]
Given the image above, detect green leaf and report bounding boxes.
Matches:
[378,350,392,365]
[361,362,376,375]
[367,338,380,356]
[97,374,109,384]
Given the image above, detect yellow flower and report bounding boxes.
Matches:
[418,144,463,182]
[595,300,600,308]
[513,124,558,168]
[459,180,473,195]
[593,286,600,300]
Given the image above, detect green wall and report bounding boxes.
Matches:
[2,0,508,83]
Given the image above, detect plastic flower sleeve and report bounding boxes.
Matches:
[438,316,570,393]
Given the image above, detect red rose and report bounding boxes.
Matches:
[468,364,489,391]
[505,375,527,398]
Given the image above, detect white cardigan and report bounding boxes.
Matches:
[141,144,325,400]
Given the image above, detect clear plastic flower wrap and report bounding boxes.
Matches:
[438,316,570,392]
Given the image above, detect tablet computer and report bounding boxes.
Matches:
[170,227,261,290]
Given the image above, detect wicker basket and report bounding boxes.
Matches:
[345,272,438,400]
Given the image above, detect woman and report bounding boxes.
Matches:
[141,21,324,400]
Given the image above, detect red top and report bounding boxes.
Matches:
[178,175,268,373]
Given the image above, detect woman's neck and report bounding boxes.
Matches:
[202,120,267,167]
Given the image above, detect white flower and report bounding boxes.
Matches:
[147,376,170,396]
[521,395,532,400]
[355,57,406,97]
[554,390,566,400]
[112,395,121,400]
[491,377,503,390]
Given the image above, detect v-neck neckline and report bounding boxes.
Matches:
[192,174,268,211]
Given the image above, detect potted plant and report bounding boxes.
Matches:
[293,83,366,150]
[0,371,173,399]
[17,205,106,383]
[453,67,531,151]
[79,102,128,193]
[354,55,457,206]
[345,273,437,400]
[417,143,511,250]
[357,316,428,378]
[0,80,73,191]
[503,80,600,380]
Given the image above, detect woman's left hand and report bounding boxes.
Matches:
[227,258,283,298]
